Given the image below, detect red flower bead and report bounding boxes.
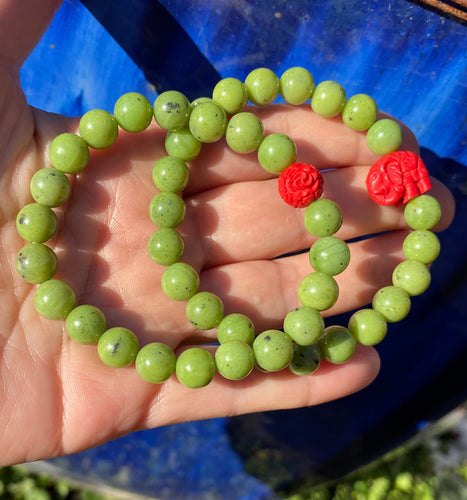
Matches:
[278,163,324,208]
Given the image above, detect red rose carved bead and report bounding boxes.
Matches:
[278,163,324,208]
[366,151,431,206]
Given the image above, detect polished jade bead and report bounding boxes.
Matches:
[309,236,350,276]
[217,313,255,345]
[147,228,184,266]
[311,80,346,117]
[153,90,191,131]
[65,304,106,344]
[165,128,202,161]
[225,112,264,154]
[49,133,90,174]
[15,242,58,284]
[303,199,343,237]
[161,262,200,301]
[342,94,378,131]
[78,109,119,149]
[16,203,58,243]
[135,342,176,383]
[186,291,224,330]
[253,329,294,372]
[392,260,431,296]
[402,230,440,264]
[245,68,279,105]
[34,279,76,320]
[188,101,227,143]
[149,192,186,228]
[372,285,411,323]
[404,195,441,230]
[319,326,356,364]
[191,97,213,108]
[152,156,189,193]
[215,340,255,380]
[30,168,71,207]
[289,343,321,376]
[348,308,387,346]
[298,272,339,311]
[258,133,297,174]
[279,67,314,105]
[212,77,248,115]
[176,347,216,388]
[366,118,403,155]
[114,92,153,133]
[97,327,139,368]
[283,306,324,346]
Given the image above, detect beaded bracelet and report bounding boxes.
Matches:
[15,67,442,389]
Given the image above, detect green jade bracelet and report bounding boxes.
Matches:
[15,67,442,389]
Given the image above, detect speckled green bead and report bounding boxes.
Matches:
[304,199,343,237]
[114,92,153,132]
[225,112,264,154]
[283,306,324,346]
[372,285,411,323]
[392,260,431,296]
[342,94,378,131]
[30,168,71,207]
[257,133,297,174]
[253,329,294,372]
[34,279,76,320]
[188,101,227,143]
[152,156,189,193]
[279,67,314,105]
[176,347,216,388]
[16,203,58,243]
[78,109,119,149]
[161,262,200,301]
[245,68,280,105]
[289,343,321,376]
[153,90,191,131]
[165,128,202,161]
[319,326,356,364]
[212,77,248,115]
[65,304,107,344]
[402,230,440,264]
[97,327,139,368]
[298,272,339,311]
[348,308,387,346]
[309,236,350,276]
[404,195,441,230]
[147,228,184,265]
[135,343,176,383]
[217,313,255,345]
[311,81,346,117]
[49,133,90,174]
[215,340,255,380]
[149,192,186,228]
[15,242,58,284]
[366,118,403,155]
[186,291,224,330]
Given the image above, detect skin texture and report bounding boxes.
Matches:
[0,0,455,466]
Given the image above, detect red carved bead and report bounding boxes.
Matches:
[278,163,324,208]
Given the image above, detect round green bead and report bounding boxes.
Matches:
[253,329,294,372]
[191,97,213,108]
[135,343,176,383]
[289,343,321,376]
[311,80,346,117]
[65,304,107,344]
[392,260,431,296]
[404,195,441,230]
[78,109,119,149]
[113,92,153,133]
[212,77,248,115]
[372,285,411,323]
[30,168,71,207]
[97,327,139,368]
[257,133,297,174]
[225,112,264,154]
[283,306,324,346]
[165,128,202,161]
[188,101,227,143]
[186,291,224,330]
[49,133,90,174]
[366,118,403,155]
[152,156,189,193]
[217,313,255,345]
[16,203,58,243]
[244,68,280,105]
[348,308,387,346]
[309,236,350,276]
[176,347,216,388]
[319,326,356,364]
[161,262,200,301]
[402,230,440,264]
[304,199,343,237]
[15,242,58,284]
[215,340,255,380]
[149,192,186,228]
[34,279,76,320]
[153,90,191,131]
[342,94,378,131]
[147,228,184,266]
[298,272,339,311]
[279,67,315,105]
